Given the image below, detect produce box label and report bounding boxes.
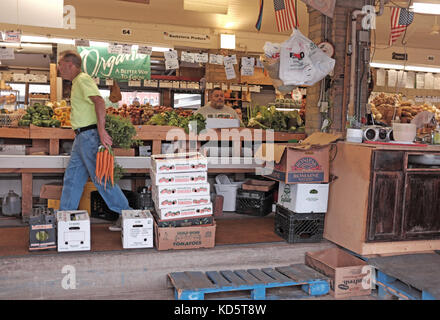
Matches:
[155,204,213,220]
[77,46,151,81]
[151,170,208,185]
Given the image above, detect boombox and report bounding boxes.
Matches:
[363,126,393,142]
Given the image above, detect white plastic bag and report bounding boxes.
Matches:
[279,29,335,86]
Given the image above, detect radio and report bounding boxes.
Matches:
[363,126,393,142]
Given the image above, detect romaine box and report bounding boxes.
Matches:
[255,132,340,184]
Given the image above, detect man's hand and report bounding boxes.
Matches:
[90,95,112,149]
[98,127,113,149]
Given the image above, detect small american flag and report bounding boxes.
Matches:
[389,7,414,46]
[273,0,298,32]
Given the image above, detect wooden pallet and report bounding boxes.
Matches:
[168,263,329,300]
[368,253,440,300]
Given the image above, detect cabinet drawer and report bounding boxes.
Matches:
[372,151,404,171]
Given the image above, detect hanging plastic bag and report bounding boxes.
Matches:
[279,29,335,86]
[260,42,297,94]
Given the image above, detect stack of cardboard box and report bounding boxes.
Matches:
[150,152,216,250]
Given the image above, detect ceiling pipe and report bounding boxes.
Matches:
[348,10,366,120]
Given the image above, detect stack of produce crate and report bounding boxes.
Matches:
[150,152,216,250]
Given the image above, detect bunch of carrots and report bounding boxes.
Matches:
[95,145,114,190]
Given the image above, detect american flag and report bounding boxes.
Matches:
[273,0,298,32]
[389,7,414,45]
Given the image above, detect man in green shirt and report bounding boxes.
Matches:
[57,50,130,232]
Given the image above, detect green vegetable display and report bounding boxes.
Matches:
[105,114,142,149]
[246,105,305,133]
[18,103,60,127]
[147,110,206,134]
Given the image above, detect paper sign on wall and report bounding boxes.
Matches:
[108,43,123,54]
[181,51,195,63]
[137,46,152,55]
[4,30,21,43]
[416,73,425,89]
[376,69,386,87]
[209,54,223,65]
[194,53,208,63]
[425,73,434,90]
[224,55,237,65]
[406,71,415,89]
[241,57,255,76]
[397,70,406,88]
[434,74,440,90]
[224,63,236,80]
[75,39,90,47]
[144,80,158,87]
[164,50,179,70]
[0,47,15,60]
[387,70,397,87]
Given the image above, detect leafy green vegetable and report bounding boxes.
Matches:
[105,114,142,149]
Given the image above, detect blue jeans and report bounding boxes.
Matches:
[59,128,131,214]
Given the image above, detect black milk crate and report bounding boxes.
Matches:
[90,189,139,221]
[275,204,325,243]
[235,188,274,216]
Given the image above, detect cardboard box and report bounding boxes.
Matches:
[150,170,208,186]
[153,193,211,209]
[154,203,213,221]
[305,247,371,299]
[152,211,214,228]
[278,182,329,213]
[56,210,91,252]
[0,144,26,155]
[121,210,154,249]
[40,182,63,200]
[151,152,208,174]
[152,183,210,199]
[29,211,57,251]
[154,220,216,251]
[255,132,340,184]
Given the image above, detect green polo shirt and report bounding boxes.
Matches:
[71,72,101,130]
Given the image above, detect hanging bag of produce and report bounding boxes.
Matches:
[109,80,122,103]
[279,29,335,86]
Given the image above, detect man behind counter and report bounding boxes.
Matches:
[195,87,242,121]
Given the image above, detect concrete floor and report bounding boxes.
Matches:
[0,212,379,300]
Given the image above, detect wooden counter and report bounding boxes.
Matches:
[1,125,305,155]
[324,141,440,255]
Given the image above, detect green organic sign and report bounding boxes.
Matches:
[77,46,151,81]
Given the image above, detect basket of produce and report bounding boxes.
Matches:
[0,109,26,127]
[18,103,61,127]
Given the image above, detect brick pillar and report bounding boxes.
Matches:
[306,0,372,135]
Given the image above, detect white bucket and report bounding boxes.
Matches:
[346,128,363,143]
[214,182,244,211]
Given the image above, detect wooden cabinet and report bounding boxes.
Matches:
[324,142,440,256]
[402,172,440,240]
[367,151,440,242]
[367,171,403,242]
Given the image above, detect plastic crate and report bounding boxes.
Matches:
[235,188,275,216]
[90,189,139,221]
[274,204,325,243]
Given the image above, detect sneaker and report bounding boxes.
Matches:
[109,216,122,232]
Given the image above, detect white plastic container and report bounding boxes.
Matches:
[214,182,244,211]
[392,123,416,142]
[277,182,329,213]
[121,210,153,249]
[56,210,90,252]
[346,128,363,143]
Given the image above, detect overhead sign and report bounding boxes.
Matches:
[163,31,211,43]
[77,46,151,81]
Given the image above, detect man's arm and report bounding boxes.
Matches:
[90,95,112,149]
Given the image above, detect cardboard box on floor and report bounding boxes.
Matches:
[255,132,341,184]
[305,247,372,298]
[40,182,63,199]
[154,221,216,251]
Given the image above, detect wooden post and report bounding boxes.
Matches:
[50,63,57,103]
[21,173,33,219]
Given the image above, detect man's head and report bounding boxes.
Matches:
[58,50,82,81]
[209,87,225,109]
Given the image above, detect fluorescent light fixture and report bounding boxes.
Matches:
[220,34,235,49]
[184,0,228,14]
[21,35,74,44]
[370,62,440,73]
[411,2,440,15]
